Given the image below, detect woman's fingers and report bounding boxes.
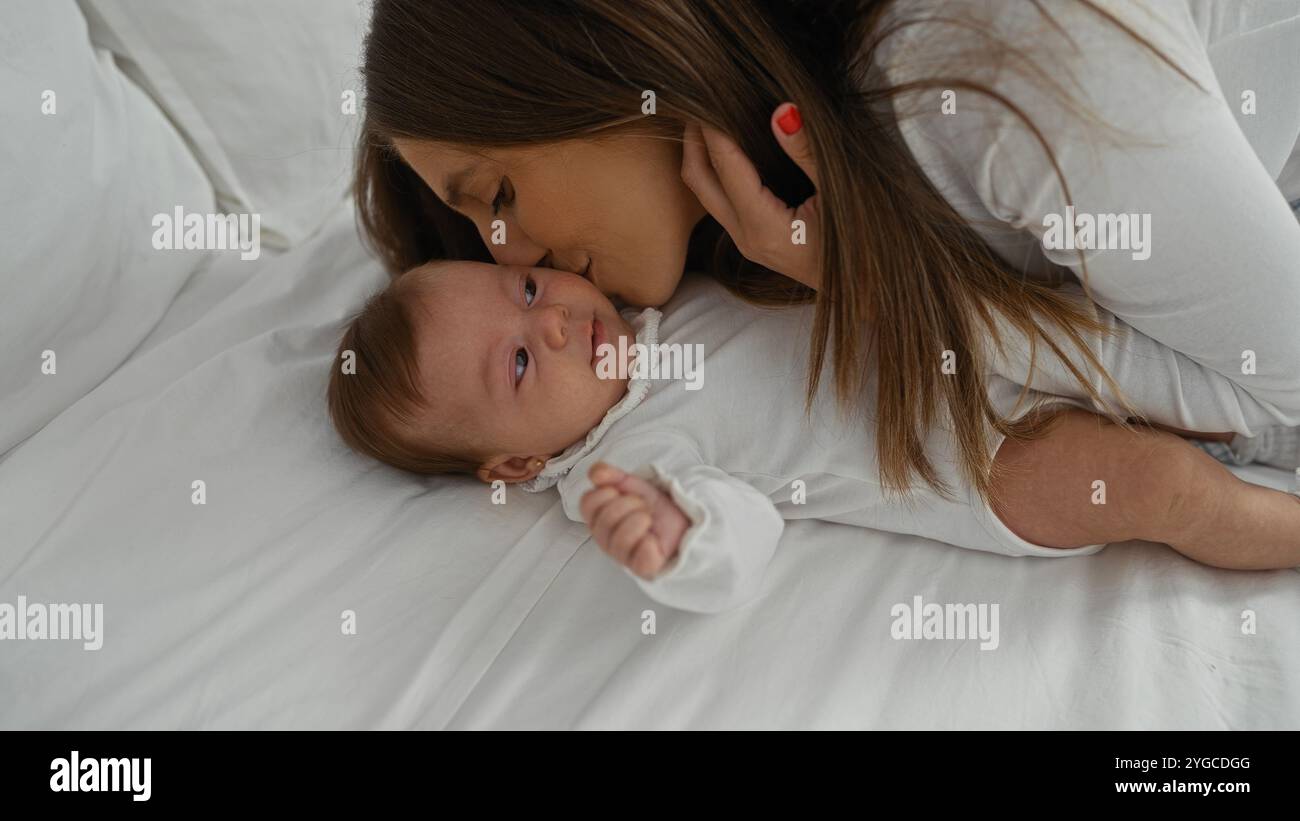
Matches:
[770,102,819,189]
[698,124,765,212]
[681,115,821,287]
[680,122,739,233]
[700,124,794,231]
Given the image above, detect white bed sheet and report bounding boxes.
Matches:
[2,203,1296,729]
[452,504,1300,729]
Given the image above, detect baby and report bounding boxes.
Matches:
[328,260,1300,613]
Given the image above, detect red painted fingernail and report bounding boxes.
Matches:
[776,104,802,135]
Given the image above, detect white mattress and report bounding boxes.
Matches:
[2,203,1297,729]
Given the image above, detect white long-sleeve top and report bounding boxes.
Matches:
[521,274,1280,614]
[875,0,1300,423]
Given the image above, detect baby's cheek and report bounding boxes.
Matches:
[582,379,619,428]
[542,377,612,446]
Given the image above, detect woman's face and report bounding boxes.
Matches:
[394,132,706,307]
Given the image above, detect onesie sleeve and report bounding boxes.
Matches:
[555,431,784,614]
[983,282,1300,435]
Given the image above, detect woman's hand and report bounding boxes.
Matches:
[681,103,821,290]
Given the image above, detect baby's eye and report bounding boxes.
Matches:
[523,276,537,306]
[514,348,529,383]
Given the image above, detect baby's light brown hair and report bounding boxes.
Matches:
[327,266,480,475]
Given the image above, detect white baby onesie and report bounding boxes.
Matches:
[521,274,1284,614]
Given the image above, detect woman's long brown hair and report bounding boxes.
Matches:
[352,0,1193,506]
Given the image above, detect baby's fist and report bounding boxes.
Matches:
[579,462,690,580]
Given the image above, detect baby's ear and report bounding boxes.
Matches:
[476,455,547,484]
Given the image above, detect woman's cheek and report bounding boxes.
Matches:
[648,277,678,307]
[646,250,690,306]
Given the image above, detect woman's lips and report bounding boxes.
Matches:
[590,317,606,371]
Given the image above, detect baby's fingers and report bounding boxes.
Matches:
[609,509,653,565]
[579,485,621,524]
[627,534,666,580]
[614,472,664,505]
[588,461,626,487]
[590,494,647,553]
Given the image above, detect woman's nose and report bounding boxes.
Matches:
[472,216,587,278]
[539,252,587,277]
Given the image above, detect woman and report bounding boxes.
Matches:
[353,0,1300,518]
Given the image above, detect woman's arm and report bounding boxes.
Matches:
[886,0,1300,417]
[991,407,1300,569]
[983,282,1300,435]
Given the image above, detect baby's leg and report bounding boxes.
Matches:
[991,408,1300,569]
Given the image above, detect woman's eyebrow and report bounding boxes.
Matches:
[441,167,476,208]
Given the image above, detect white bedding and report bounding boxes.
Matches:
[1,203,1296,729]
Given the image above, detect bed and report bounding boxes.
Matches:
[2,0,1296,730]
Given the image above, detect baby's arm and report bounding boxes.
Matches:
[566,455,784,614]
[992,408,1300,569]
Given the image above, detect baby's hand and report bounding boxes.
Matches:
[579,462,690,580]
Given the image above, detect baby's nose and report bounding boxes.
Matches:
[543,303,570,349]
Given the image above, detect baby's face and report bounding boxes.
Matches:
[412,261,636,479]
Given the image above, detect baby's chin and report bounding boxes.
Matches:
[613,314,638,343]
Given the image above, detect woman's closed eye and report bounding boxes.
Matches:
[491,178,514,216]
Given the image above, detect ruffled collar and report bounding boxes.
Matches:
[520,305,662,492]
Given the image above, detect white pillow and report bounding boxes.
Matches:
[77,0,366,249]
[0,0,216,456]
